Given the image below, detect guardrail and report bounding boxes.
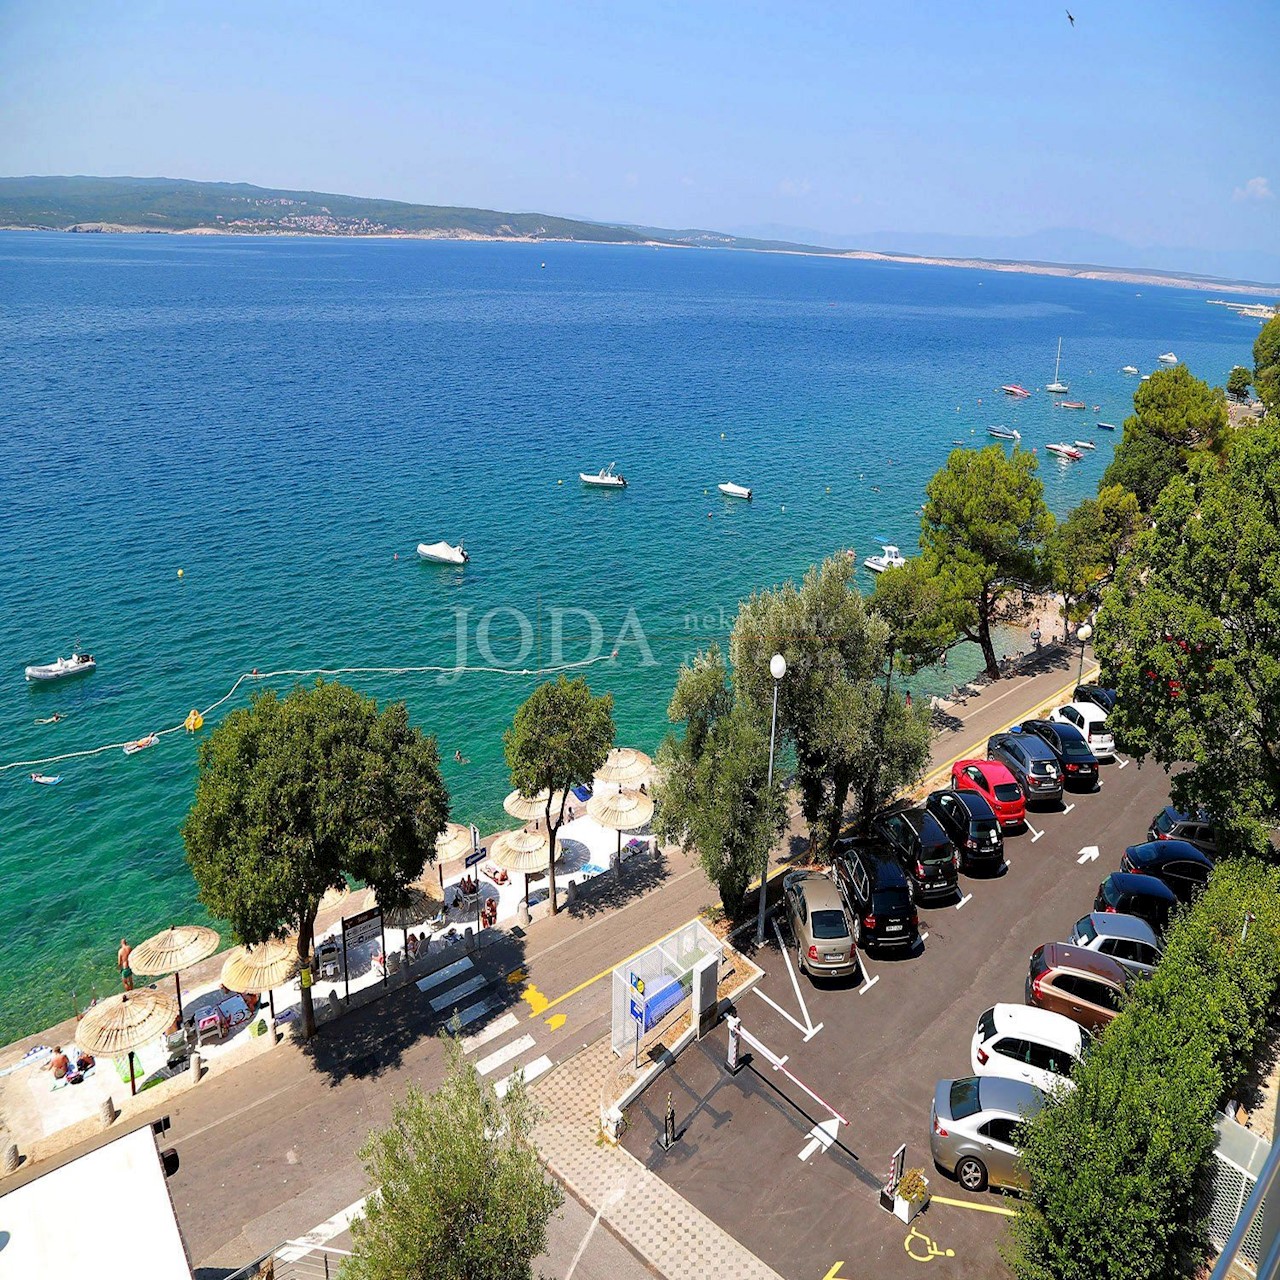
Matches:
[1210,1141,1278,1279]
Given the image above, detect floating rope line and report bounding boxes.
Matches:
[3,654,614,775]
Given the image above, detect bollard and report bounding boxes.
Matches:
[3,1143,19,1173]
[189,1050,203,1082]
[99,1096,117,1126]
[610,848,621,876]
[464,926,475,952]
[725,1014,743,1074]
[565,878,578,903]
[658,1091,678,1150]
[517,902,531,928]
[267,1015,278,1044]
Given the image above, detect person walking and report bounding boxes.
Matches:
[904,690,913,709]
[117,937,134,991]
[1031,618,1042,650]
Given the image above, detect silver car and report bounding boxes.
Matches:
[782,871,859,980]
[930,1075,1046,1193]
[1069,911,1164,978]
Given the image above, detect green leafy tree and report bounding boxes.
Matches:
[1047,485,1141,636]
[184,680,450,1039]
[1006,859,1280,1280]
[1258,364,1280,417]
[1226,364,1252,401]
[504,676,614,915]
[1102,365,1228,508]
[1096,424,1280,854]
[343,1037,563,1280]
[730,555,929,851]
[1254,313,1280,382]
[869,557,958,683]
[654,646,787,916]
[917,445,1053,679]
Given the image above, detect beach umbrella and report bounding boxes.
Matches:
[220,938,300,1020]
[586,788,656,861]
[595,747,653,789]
[435,822,473,863]
[375,885,444,964]
[129,924,220,1019]
[489,828,559,908]
[77,987,178,1096]
[502,788,570,824]
[319,883,351,913]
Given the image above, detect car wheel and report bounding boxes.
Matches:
[956,1156,988,1193]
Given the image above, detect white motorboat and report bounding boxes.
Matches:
[988,426,1021,441]
[1045,442,1083,460]
[1121,365,1139,375]
[1046,338,1069,394]
[718,482,752,500]
[864,543,907,574]
[580,464,627,489]
[1073,439,1097,450]
[1157,352,1178,364]
[1096,421,1117,431]
[416,540,469,565]
[30,773,61,786]
[25,653,95,682]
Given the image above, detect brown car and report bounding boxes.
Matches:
[1025,942,1130,1034]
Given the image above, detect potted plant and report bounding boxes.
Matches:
[893,1167,930,1223]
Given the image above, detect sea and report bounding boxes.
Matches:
[0,231,1262,1043]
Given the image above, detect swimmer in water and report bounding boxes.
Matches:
[454,749,470,765]
[34,712,64,725]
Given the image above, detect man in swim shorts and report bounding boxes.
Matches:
[118,937,134,991]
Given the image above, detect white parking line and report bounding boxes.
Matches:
[1063,803,1076,815]
[462,1010,518,1052]
[921,931,930,942]
[476,1033,537,1076]
[1118,758,1129,769]
[858,951,879,995]
[1027,821,1044,843]
[955,893,972,911]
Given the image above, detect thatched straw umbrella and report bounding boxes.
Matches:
[489,828,559,909]
[375,885,445,964]
[594,747,653,790]
[586,788,656,863]
[220,939,301,1020]
[77,987,178,1096]
[129,924,220,1018]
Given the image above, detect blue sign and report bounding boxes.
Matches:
[629,997,645,1024]
[465,849,485,868]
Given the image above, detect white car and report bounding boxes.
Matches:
[1050,701,1115,760]
[970,1003,1090,1094]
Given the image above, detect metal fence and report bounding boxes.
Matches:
[222,1242,353,1280]
[610,919,722,1056]
[1202,1112,1271,1275]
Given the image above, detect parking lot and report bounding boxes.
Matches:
[622,752,1174,1280]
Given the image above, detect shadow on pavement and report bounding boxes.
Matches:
[566,850,671,920]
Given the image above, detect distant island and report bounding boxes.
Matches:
[2,175,1276,297]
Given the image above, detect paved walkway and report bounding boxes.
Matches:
[533,1035,783,1280]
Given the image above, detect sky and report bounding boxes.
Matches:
[1,0,1278,275]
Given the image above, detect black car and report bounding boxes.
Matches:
[833,836,920,951]
[987,731,1064,805]
[872,805,960,903]
[1148,806,1219,858]
[926,788,1004,873]
[1120,839,1214,903]
[1095,871,1179,936]
[1074,684,1117,714]
[1020,720,1099,790]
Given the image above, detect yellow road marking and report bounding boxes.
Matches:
[506,968,527,984]
[905,1224,955,1262]
[545,1013,567,1031]
[822,1265,847,1279]
[929,1194,1017,1218]
[521,985,549,1016]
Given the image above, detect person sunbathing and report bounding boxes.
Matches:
[42,1047,70,1079]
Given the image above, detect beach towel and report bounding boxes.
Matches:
[572,784,591,802]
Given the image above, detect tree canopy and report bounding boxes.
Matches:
[1226,364,1252,401]
[869,557,957,680]
[917,445,1053,678]
[344,1038,563,1280]
[504,676,614,914]
[184,680,450,1038]
[1101,365,1227,508]
[1047,485,1141,636]
[730,554,928,851]
[654,646,786,916]
[1096,424,1280,854]
[1255,314,1280,415]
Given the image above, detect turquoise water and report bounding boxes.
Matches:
[0,233,1260,1042]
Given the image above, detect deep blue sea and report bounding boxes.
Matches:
[0,232,1261,1041]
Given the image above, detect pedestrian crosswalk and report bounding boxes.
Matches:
[417,954,556,1101]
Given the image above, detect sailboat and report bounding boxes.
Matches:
[1046,338,1069,394]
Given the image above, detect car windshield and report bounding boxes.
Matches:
[1074,915,1097,943]
[949,1077,982,1120]
[1154,809,1176,835]
[994,783,1022,802]
[873,887,912,913]
[810,908,850,940]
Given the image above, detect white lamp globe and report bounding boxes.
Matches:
[770,653,787,681]
[1077,623,1094,643]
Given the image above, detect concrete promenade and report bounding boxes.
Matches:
[0,642,1096,1278]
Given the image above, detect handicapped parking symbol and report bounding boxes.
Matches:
[904,1224,956,1263]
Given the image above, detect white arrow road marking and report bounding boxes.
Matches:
[955,893,973,911]
[754,986,824,1041]
[771,918,822,1038]
[1063,803,1076,815]
[798,1116,841,1162]
[1077,845,1100,864]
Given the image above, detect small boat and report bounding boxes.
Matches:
[579,464,627,489]
[1121,366,1139,375]
[30,773,61,786]
[1073,440,1097,450]
[1046,338,1069,394]
[1096,421,1117,431]
[416,541,469,565]
[864,544,907,574]
[1157,352,1178,365]
[25,653,95,682]
[988,426,1021,441]
[1060,400,1087,410]
[122,734,160,756]
[1141,375,1151,382]
[718,482,752,500]
[1000,384,1031,398]
[1046,442,1083,460]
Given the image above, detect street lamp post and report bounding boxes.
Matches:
[757,653,787,946]
[1076,623,1093,685]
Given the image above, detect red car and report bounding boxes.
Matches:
[951,759,1026,831]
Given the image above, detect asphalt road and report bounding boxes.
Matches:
[622,754,1173,1280]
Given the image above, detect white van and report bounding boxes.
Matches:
[1051,701,1115,760]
